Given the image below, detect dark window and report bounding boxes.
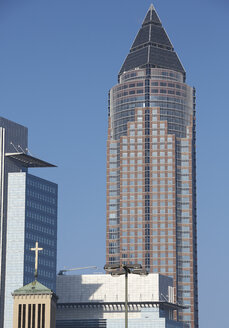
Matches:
[137,82,143,87]
[160,82,166,86]
[22,305,26,328]
[42,304,45,328]
[129,83,135,88]
[18,305,22,328]
[28,304,31,328]
[38,304,41,328]
[32,305,35,328]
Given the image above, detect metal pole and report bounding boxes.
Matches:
[125,269,128,328]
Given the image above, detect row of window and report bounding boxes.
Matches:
[26,200,56,214]
[26,211,56,225]
[117,144,173,152]
[151,89,186,97]
[26,222,55,236]
[121,150,173,158]
[27,190,56,205]
[150,95,189,105]
[25,233,55,246]
[120,68,183,83]
[119,200,174,207]
[116,89,144,98]
[121,216,174,222]
[119,172,175,181]
[24,265,54,278]
[121,158,174,166]
[128,129,167,137]
[25,255,55,268]
[121,253,175,263]
[117,244,175,251]
[114,95,145,106]
[121,135,173,144]
[151,82,186,90]
[108,187,176,195]
[121,230,174,237]
[115,208,176,215]
[27,179,56,194]
[121,223,174,230]
[121,237,174,244]
[121,187,174,194]
[120,208,174,215]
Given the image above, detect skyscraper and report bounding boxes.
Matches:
[106,5,198,328]
[0,117,57,328]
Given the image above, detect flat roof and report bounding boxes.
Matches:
[5,153,56,168]
[57,301,187,310]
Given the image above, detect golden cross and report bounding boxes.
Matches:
[30,241,43,279]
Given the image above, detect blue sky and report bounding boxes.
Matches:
[0,0,229,327]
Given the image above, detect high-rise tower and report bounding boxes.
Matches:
[0,117,57,328]
[106,5,198,328]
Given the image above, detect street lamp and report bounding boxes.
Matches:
[104,263,148,328]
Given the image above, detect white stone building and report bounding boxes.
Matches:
[56,273,187,328]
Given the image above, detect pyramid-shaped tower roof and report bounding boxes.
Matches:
[12,280,53,296]
[119,4,185,79]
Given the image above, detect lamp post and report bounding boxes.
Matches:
[104,263,148,328]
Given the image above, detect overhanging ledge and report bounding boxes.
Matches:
[5,153,56,168]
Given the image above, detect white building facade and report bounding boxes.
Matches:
[56,273,187,328]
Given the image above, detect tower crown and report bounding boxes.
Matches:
[119,4,185,79]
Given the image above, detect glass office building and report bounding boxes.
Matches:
[0,117,57,328]
[106,5,198,328]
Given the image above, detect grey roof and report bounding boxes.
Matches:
[119,4,185,78]
[5,152,56,168]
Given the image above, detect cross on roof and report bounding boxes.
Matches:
[30,241,43,279]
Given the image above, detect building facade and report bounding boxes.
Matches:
[56,273,186,328]
[106,5,198,328]
[0,117,57,328]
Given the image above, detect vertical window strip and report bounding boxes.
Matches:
[18,304,22,328]
[42,304,45,328]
